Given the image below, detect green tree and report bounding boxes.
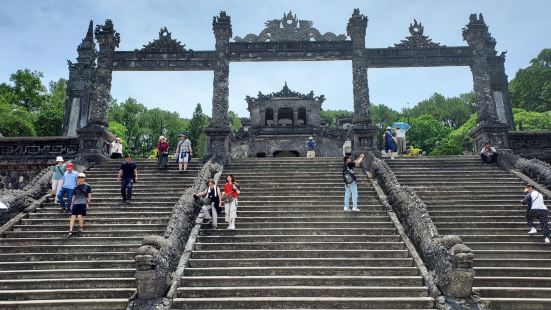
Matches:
[320,109,353,128]
[0,103,36,136]
[370,104,400,128]
[1,69,47,112]
[228,111,242,132]
[431,114,477,155]
[407,115,451,154]
[35,79,66,136]
[186,104,208,157]
[509,49,551,112]
[407,92,475,128]
[513,108,551,131]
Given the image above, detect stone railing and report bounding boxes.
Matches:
[366,153,483,309]
[0,136,80,161]
[0,160,91,227]
[128,156,225,309]
[508,130,551,161]
[498,151,551,190]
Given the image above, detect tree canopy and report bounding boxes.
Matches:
[509,49,551,112]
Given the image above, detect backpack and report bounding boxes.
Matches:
[343,168,356,184]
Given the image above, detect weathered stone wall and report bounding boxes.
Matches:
[508,131,551,162]
[0,164,49,190]
[231,135,345,158]
[128,156,225,309]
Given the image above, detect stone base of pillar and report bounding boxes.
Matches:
[203,126,232,161]
[76,125,115,163]
[349,124,382,158]
[470,122,511,152]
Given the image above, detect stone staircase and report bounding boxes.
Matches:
[173,157,435,309]
[0,159,199,309]
[386,156,551,310]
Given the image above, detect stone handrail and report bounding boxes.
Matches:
[0,160,91,227]
[365,153,481,307]
[498,151,551,191]
[128,156,225,309]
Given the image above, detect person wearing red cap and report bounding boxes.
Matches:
[56,162,79,213]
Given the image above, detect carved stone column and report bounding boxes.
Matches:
[346,9,379,155]
[204,12,232,160]
[76,20,119,162]
[62,21,96,136]
[90,19,120,128]
[463,13,514,150]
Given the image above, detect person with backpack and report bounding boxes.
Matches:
[194,179,222,229]
[521,184,550,244]
[67,173,92,237]
[50,156,66,203]
[342,153,365,212]
[175,133,193,173]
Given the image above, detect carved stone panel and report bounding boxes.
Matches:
[393,20,443,49]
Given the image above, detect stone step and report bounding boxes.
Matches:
[190,250,411,259]
[467,242,551,251]
[0,299,129,309]
[475,258,551,267]
[199,222,395,229]
[171,296,435,309]
[13,224,166,231]
[30,211,171,218]
[208,216,389,223]
[0,278,134,290]
[474,277,551,287]
[0,288,134,301]
[0,236,146,246]
[474,287,551,298]
[474,267,551,277]
[461,235,547,242]
[183,266,419,277]
[176,285,428,298]
[0,252,134,262]
[187,257,414,268]
[5,230,163,238]
[0,268,134,280]
[181,275,425,287]
[198,228,397,236]
[480,298,551,310]
[0,260,133,270]
[21,217,169,225]
[193,242,405,251]
[0,244,140,253]
[474,250,551,259]
[196,235,402,243]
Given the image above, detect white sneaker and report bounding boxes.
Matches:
[545,237,550,244]
[390,157,395,160]
[528,227,537,234]
[227,224,235,230]
[344,208,351,212]
[352,208,360,212]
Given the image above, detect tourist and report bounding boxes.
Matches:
[521,184,550,244]
[50,156,66,203]
[157,136,170,170]
[67,173,92,237]
[306,136,316,158]
[383,126,397,160]
[110,137,123,159]
[175,133,193,173]
[395,126,406,156]
[223,174,240,230]
[343,138,352,156]
[57,162,79,213]
[342,153,365,212]
[480,141,498,164]
[117,154,138,205]
[194,179,222,229]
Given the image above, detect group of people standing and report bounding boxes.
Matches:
[194,175,240,230]
[383,126,407,160]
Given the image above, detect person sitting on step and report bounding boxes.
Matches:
[480,141,498,164]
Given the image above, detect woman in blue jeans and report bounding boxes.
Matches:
[343,153,365,212]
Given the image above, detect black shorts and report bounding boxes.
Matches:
[71,204,87,216]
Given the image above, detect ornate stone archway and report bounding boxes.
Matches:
[62,10,514,159]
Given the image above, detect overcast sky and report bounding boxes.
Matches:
[1,0,549,118]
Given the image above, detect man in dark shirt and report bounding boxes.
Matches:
[117,154,138,205]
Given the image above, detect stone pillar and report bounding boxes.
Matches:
[204,12,232,160]
[274,110,279,127]
[463,13,514,150]
[293,109,299,126]
[346,9,380,155]
[62,21,96,136]
[76,19,119,162]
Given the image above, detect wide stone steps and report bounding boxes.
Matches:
[177,157,434,309]
[387,157,551,309]
[0,159,198,307]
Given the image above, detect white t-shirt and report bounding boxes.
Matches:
[530,191,547,210]
[111,142,123,154]
[395,129,405,138]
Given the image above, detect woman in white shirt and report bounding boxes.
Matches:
[110,137,123,159]
[521,184,549,243]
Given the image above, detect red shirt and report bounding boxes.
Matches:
[224,182,239,198]
[157,141,169,154]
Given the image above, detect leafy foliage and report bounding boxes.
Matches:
[509,49,551,112]
[35,79,66,136]
[370,104,401,128]
[406,115,452,155]
[228,111,242,133]
[513,108,551,131]
[186,104,208,157]
[320,109,353,128]
[404,92,475,129]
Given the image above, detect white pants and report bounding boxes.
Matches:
[306,151,316,158]
[51,179,64,202]
[224,200,237,222]
[202,203,218,227]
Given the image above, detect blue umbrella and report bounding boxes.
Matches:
[392,122,411,132]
